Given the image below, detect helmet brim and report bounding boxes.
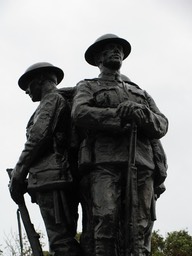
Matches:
[18,66,64,91]
[85,37,131,66]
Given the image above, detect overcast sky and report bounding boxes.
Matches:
[0,0,192,252]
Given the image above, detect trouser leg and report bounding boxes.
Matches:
[80,165,121,256]
[137,168,154,255]
[80,165,154,256]
[79,174,94,256]
[36,190,81,256]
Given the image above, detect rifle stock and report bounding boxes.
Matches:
[125,122,139,256]
[7,168,43,256]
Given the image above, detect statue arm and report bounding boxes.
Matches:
[116,90,168,139]
[12,93,66,180]
[141,91,168,139]
[72,81,127,132]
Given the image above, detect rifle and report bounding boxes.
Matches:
[124,122,139,256]
[7,168,44,256]
[17,208,24,256]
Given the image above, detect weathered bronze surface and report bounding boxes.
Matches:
[72,34,168,256]
[9,62,81,256]
[9,36,168,256]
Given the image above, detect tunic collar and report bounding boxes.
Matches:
[98,70,123,82]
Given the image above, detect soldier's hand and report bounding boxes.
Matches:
[9,170,25,205]
[116,101,146,125]
[132,108,146,125]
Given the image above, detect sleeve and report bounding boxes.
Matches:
[71,81,128,132]
[13,93,66,180]
[140,91,169,139]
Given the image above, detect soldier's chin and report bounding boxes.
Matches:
[104,60,121,70]
[31,95,41,102]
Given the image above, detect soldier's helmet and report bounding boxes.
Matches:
[18,62,64,90]
[85,34,131,66]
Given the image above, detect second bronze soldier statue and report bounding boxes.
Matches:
[9,62,81,256]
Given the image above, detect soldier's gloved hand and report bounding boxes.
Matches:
[9,169,25,205]
[116,101,147,125]
[132,108,147,125]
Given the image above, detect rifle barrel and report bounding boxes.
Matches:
[125,122,139,256]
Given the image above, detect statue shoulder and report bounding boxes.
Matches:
[123,81,147,99]
[58,87,76,105]
[77,78,99,86]
[75,78,101,93]
[124,80,142,90]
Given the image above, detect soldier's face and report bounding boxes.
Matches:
[25,79,42,102]
[99,43,124,70]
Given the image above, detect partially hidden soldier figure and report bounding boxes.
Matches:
[71,34,168,256]
[9,62,81,256]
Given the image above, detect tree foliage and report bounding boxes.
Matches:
[2,230,49,256]
[75,232,81,242]
[2,229,192,255]
[151,230,164,256]
[151,229,192,256]
[164,230,192,256]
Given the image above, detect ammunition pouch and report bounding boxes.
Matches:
[28,153,73,192]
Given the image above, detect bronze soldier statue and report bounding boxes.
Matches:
[9,62,81,256]
[71,34,168,256]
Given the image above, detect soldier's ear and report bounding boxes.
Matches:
[50,74,58,84]
[94,52,103,67]
[40,72,58,85]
